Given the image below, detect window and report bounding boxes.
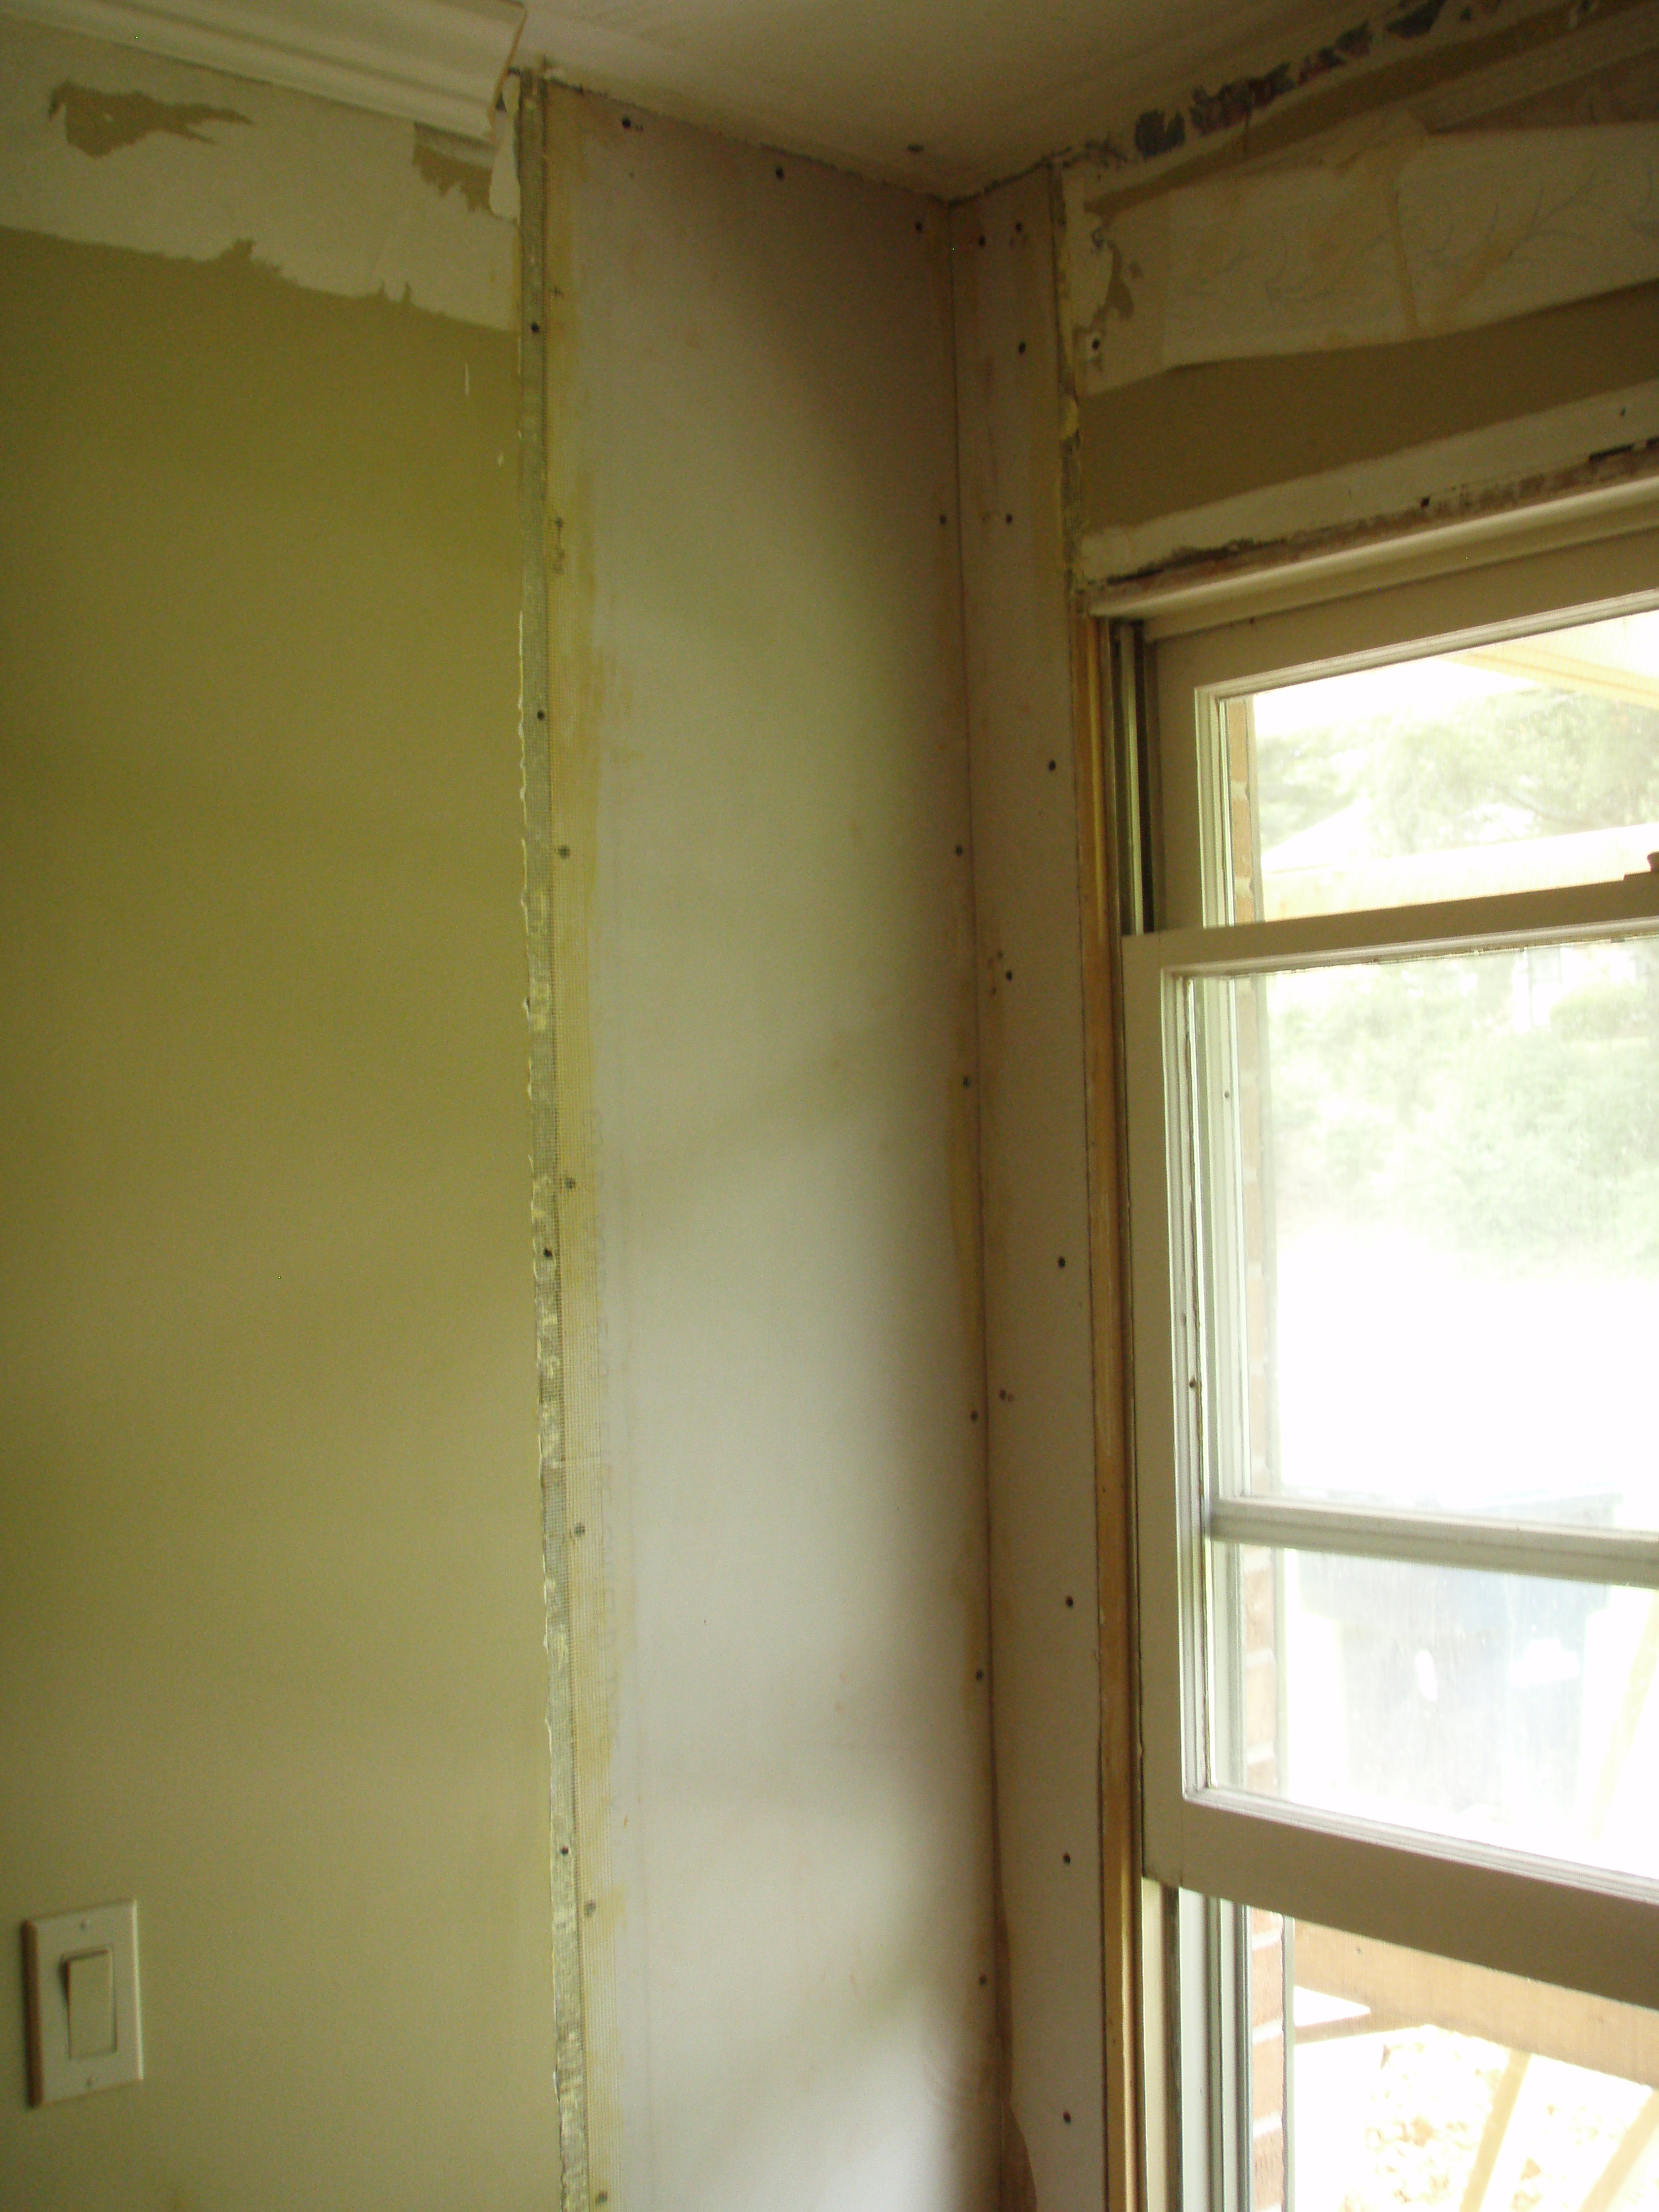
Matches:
[1118,523,1659,2212]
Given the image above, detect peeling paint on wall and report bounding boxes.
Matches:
[1181,17,1375,141]
[1116,0,1472,169]
[1075,0,1629,194]
[1,14,513,328]
[413,125,493,213]
[49,81,248,155]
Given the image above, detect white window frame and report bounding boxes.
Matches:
[1120,515,1659,2050]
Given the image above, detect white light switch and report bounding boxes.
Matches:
[65,1948,116,2059]
[24,1902,142,2103]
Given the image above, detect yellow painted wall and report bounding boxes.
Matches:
[0,223,559,2204]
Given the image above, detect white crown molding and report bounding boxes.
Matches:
[1,0,522,139]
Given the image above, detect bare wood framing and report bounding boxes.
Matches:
[517,72,590,2211]
[1075,603,1144,2212]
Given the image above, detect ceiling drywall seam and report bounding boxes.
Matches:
[518,69,592,2212]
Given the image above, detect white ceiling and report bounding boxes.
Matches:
[517,0,1349,194]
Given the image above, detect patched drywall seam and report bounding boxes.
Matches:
[1,13,514,328]
[1067,117,1659,396]
[1051,0,1659,592]
[1054,0,1659,434]
[536,76,624,2212]
[935,186,1016,2212]
[953,172,1108,2212]
[517,71,592,2212]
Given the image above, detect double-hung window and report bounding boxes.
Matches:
[1120,520,1659,2212]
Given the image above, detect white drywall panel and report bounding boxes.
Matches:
[539,82,995,2212]
[951,172,1108,2211]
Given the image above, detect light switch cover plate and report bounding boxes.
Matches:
[23,1902,143,2104]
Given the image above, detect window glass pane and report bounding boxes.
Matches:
[1186,938,1659,1532]
[1248,1913,1659,2212]
[1231,608,1659,922]
[1210,1545,1659,1884]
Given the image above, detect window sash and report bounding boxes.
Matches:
[1205,1496,1659,1591]
[1125,876,1659,2009]
[1169,1791,1659,2016]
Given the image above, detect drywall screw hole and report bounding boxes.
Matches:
[560,1845,569,1856]
[559,845,570,857]
[978,233,986,246]
[1066,1595,1074,1607]
[954,844,963,856]
[530,320,541,333]
[621,115,631,127]
[775,164,785,179]
[1063,2111,1072,2124]
[1005,969,1013,981]
[1063,1852,1071,1864]
[1058,1255,1066,1268]
[1004,513,1014,524]
[1017,341,1027,354]
[1048,758,1056,770]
